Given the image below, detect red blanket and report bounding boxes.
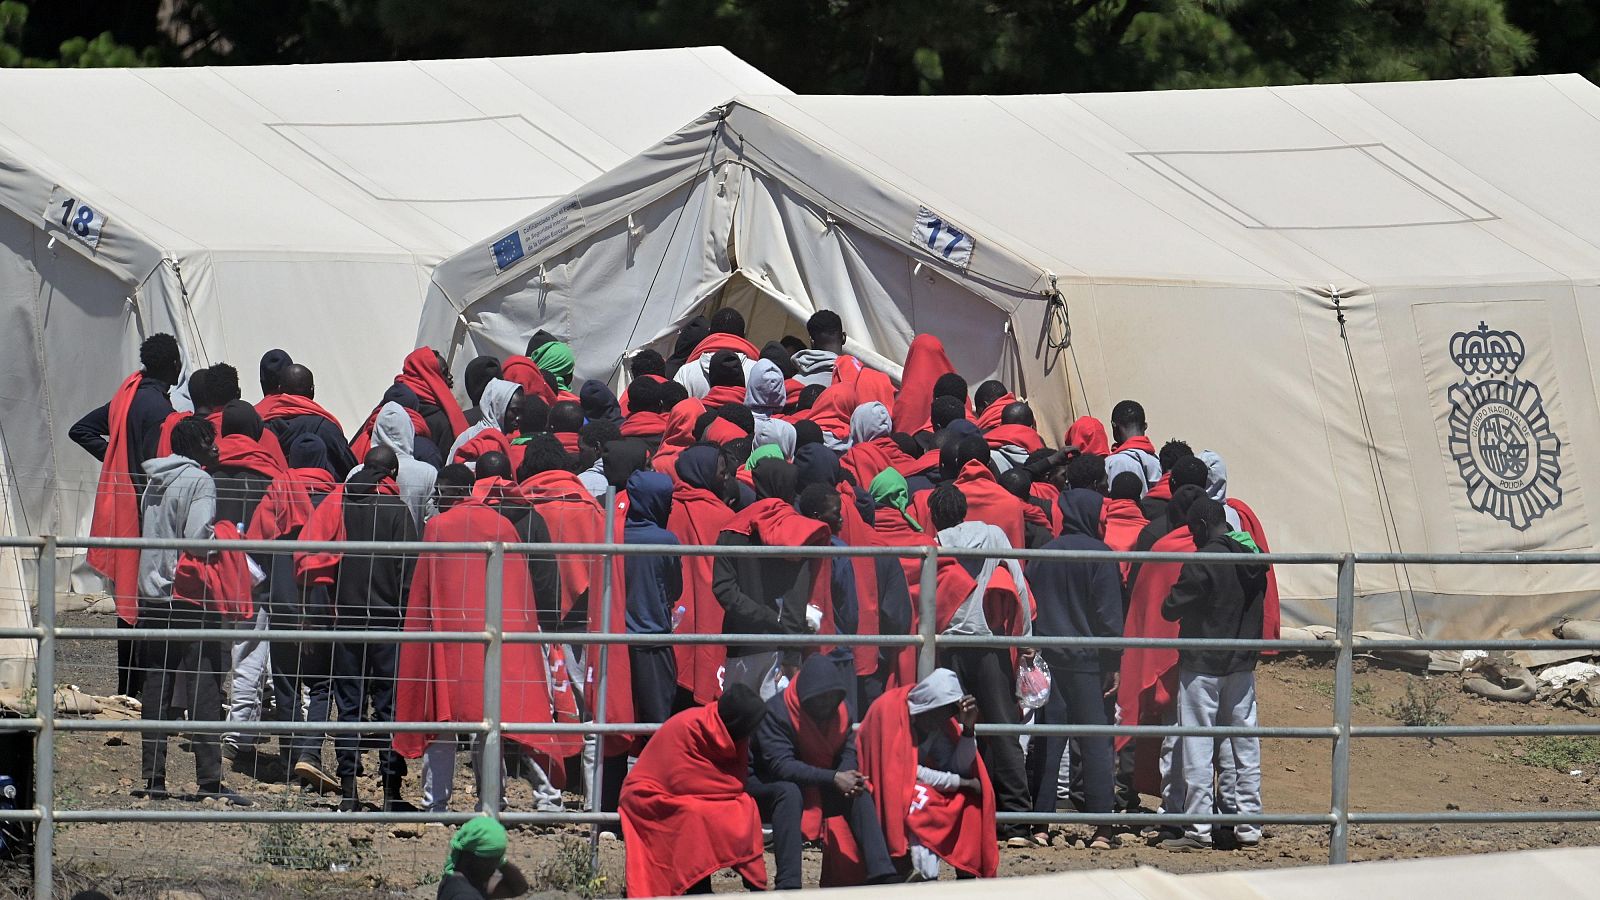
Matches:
[452,428,512,465]
[984,424,1044,455]
[554,431,580,455]
[519,471,603,620]
[652,398,706,475]
[619,411,668,440]
[619,373,667,417]
[973,392,1014,431]
[783,678,864,886]
[702,416,747,445]
[256,393,343,431]
[688,332,759,363]
[1228,498,1281,649]
[667,483,736,704]
[587,491,635,756]
[837,362,896,411]
[395,347,468,437]
[1116,526,1192,793]
[500,355,556,405]
[1065,416,1110,455]
[1100,498,1149,583]
[857,686,997,878]
[620,704,767,897]
[795,383,857,443]
[892,335,968,436]
[172,520,254,622]
[871,506,934,687]
[838,483,882,677]
[703,384,746,407]
[216,434,312,541]
[87,373,145,623]
[292,477,399,587]
[393,500,581,771]
[840,437,914,489]
[907,462,1027,551]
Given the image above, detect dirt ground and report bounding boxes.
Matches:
[21,608,1600,898]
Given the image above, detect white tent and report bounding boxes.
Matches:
[0,48,786,687]
[421,75,1600,637]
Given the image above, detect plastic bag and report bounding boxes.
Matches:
[1016,653,1052,711]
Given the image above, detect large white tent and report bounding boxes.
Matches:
[421,75,1600,637]
[0,48,786,688]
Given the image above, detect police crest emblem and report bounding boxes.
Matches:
[1446,322,1562,530]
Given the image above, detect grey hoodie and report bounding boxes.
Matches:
[848,402,892,445]
[745,359,787,415]
[1198,449,1243,530]
[673,349,754,400]
[138,455,216,603]
[791,349,837,389]
[447,378,520,462]
[935,520,1032,638]
[354,402,438,530]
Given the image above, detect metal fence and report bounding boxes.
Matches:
[7,525,1600,896]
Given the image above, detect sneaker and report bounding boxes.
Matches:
[1005,835,1035,848]
[292,760,340,794]
[195,784,254,807]
[1159,835,1213,852]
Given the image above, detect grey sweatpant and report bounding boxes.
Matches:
[1175,668,1262,843]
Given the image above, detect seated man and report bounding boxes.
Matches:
[749,655,897,888]
[438,816,528,900]
[620,686,770,897]
[857,668,998,880]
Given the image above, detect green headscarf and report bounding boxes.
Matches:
[444,815,508,875]
[745,442,787,471]
[869,467,923,532]
[527,341,575,391]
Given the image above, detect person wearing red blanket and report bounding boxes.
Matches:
[620,685,770,896]
[794,382,856,450]
[666,444,738,705]
[857,668,998,880]
[926,483,1034,844]
[892,334,962,439]
[1115,485,1203,813]
[393,347,468,451]
[258,364,357,479]
[1065,415,1111,457]
[396,464,578,813]
[618,376,672,450]
[712,458,831,696]
[71,333,182,697]
[702,349,749,406]
[1109,399,1161,491]
[651,397,706,476]
[210,401,315,766]
[867,468,935,689]
[1102,470,1152,586]
[749,654,897,888]
[134,415,252,805]
[841,401,913,488]
[1157,498,1269,852]
[672,308,760,400]
[910,437,1028,552]
[971,380,1014,432]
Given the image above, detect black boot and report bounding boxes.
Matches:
[339,775,360,812]
[383,774,418,813]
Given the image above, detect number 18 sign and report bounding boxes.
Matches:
[44,187,108,251]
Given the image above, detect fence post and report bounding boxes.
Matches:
[590,487,618,862]
[917,546,937,679]
[482,542,505,820]
[34,536,56,899]
[1329,554,1355,864]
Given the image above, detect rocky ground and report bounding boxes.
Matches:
[9,609,1600,898]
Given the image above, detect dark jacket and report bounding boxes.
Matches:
[70,375,174,485]
[751,655,858,787]
[266,411,357,479]
[333,469,418,628]
[622,471,682,636]
[1161,534,1268,676]
[1025,489,1124,673]
[712,532,818,660]
[488,500,563,627]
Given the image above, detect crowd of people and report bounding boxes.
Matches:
[70,308,1279,892]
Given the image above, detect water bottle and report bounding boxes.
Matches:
[671,604,687,630]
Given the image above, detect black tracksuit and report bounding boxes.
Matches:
[1162,534,1267,676]
[265,414,358,480]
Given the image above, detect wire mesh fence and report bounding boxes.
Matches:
[4,528,1600,895]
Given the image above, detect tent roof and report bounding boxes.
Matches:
[717,76,1600,293]
[0,47,786,285]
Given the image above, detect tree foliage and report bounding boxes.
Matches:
[0,1,157,67]
[3,0,1589,97]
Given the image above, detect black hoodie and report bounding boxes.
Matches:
[333,468,418,628]
[751,654,858,786]
[1025,489,1124,674]
[1161,533,1268,676]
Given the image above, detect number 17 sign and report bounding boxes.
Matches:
[44,186,109,251]
[912,205,975,269]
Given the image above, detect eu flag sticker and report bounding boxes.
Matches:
[492,231,525,271]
